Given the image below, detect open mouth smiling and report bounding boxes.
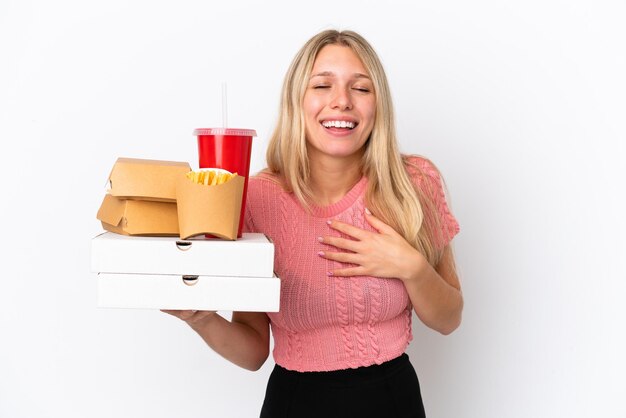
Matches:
[321,120,357,130]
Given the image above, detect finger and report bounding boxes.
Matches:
[320,235,360,252]
[329,266,368,277]
[186,310,217,324]
[318,249,361,264]
[326,219,369,240]
[179,310,199,321]
[162,309,197,321]
[161,309,183,317]
[364,209,396,235]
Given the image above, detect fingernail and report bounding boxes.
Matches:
[317,251,325,256]
[365,208,372,215]
[326,219,332,225]
[327,271,334,276]
[317,236,324,242]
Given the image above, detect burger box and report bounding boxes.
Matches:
[107,157,191,202]
[96,194,179,236]
[91,232,280,312]
[96,157,190,236]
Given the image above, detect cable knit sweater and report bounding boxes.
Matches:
[243,156,459,372]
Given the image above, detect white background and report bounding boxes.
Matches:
[1,1,625,417]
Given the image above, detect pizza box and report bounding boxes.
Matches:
[97,272,280,312]
[91,232,274,278]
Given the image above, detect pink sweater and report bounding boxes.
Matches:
[244,156,459,372]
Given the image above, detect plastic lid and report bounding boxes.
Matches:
[193,128,257,137]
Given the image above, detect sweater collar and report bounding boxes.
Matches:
[309,175,368,218]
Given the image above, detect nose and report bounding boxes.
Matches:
[330,86,353,110]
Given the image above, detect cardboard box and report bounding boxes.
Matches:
[97,273,280,312]
[176,174,244,240]
[96,194,179,236]
[91,232,275,278]
[107,157,191,202]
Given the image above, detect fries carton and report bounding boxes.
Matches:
[107,158,191,202]
[96,194,179,236]
[175,170,245,240]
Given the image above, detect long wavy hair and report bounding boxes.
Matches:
[265,30,445,266]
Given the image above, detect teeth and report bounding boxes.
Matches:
[322,120,355,129]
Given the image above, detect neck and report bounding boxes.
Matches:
[308,154,363,206]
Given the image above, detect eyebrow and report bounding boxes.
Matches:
[310,71,371,79]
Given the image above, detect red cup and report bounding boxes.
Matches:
[194,128,256,238]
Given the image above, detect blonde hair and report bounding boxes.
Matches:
[265,30,445,266]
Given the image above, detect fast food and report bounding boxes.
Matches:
[185,169,238,186]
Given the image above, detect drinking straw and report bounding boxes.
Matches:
[222,82,228,128]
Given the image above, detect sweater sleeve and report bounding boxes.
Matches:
[405,155,460,248]
[243,173,283,235]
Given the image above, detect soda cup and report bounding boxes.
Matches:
[194,128,256,238]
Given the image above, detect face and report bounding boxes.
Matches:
[303,44,376,163]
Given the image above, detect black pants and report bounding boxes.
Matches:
[260,353,426,418]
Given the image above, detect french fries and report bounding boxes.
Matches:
[185,169,238,186]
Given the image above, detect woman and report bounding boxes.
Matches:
[164,30,463,417]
